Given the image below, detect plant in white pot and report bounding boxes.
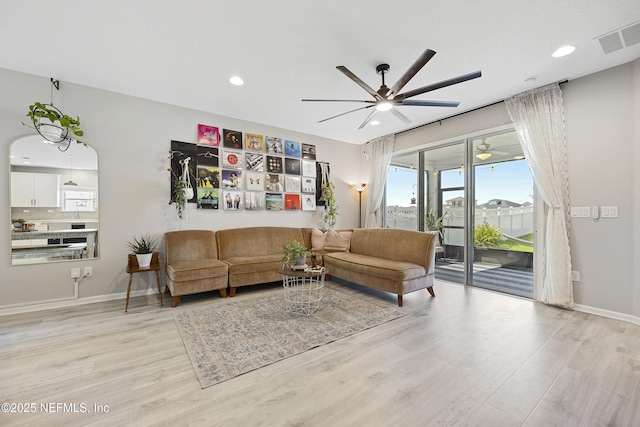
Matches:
[283,239,308,270]
[168,150,194,220]
[25,102,85,146]
[126,234,158,268]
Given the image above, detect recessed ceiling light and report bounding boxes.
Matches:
[514,155,525,160]
[552,45,576,58]
[229,76,244,86]
[370,120,380,126]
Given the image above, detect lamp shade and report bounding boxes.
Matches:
[352,183,368,192]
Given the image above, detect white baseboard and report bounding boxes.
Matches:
[573,303,640,326]
[0,288,159,316]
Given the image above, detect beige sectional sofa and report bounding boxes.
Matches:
[323,228,437,307]
[164,227,436,307]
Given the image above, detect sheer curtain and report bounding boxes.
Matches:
[364,134,395,228]
[506,83,573,308]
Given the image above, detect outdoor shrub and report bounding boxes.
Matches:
[474,222,504,247]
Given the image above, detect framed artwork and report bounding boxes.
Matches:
[265,192,284,210]
[245,152,264,171]
[245,171,264,191]
[197,166,220,188]
[285,158,301,175]
[197,146,219,167]
[265,136,283,155]
[285,194,301,210]
[265,173,284,192]
[197,188,219,209]
[302,194,316,211]
[198,124,220,147]
[285,140,301,158]
[221,169,243,190]
[245,192,265,210]
[285,175,301,193]
[302,143,316,159]
[245,133,265,152]
[302,159,316,177]
[223,129,243,150]
[301,177,316,194]
[266,156,283,173]
[223,191,243,210]
[222,150,243,169]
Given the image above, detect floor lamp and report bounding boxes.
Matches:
[352,183,368,228]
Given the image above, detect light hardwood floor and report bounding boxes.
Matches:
[1,280,639,426]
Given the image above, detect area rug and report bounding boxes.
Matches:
[174,282,405,388]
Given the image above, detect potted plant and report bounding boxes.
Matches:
[320,181,338,230]
[25,102,85,145]
[425,209,447,242]
[126,234,158,268]
[283,239,308,269]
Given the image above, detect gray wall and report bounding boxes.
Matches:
[395,60,640,319]
[0,68,361,307]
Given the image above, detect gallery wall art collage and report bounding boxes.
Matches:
[170,124,329,212]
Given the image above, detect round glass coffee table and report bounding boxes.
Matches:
[278,266,328,316]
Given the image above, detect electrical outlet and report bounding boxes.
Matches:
[84,267,93,277]
[71,268,81,279]
[571,270,580,282]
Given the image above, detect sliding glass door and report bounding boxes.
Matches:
[385,130,534,298]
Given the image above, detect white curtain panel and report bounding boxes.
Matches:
[364,134,395,228]
[506,83,573,308]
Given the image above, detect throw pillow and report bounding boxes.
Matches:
[323,230,352,252]
[310,228,328,251]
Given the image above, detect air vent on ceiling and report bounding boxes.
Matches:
[597,21,640,54]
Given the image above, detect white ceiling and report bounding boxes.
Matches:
[2,1,640,145]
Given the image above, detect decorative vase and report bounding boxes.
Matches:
[135,253,153,268]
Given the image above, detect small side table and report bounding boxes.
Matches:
[125,252,163,312]
[279,266,328,316]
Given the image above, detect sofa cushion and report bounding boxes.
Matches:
[224,254,284,274]
[323,230,352,252]
[167,259,228,282]
[324,252,425,281]
[310,228,328,251]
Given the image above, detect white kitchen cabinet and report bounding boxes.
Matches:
[11,172,61,207]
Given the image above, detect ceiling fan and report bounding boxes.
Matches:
[302,49,481,129]
[475,140,507,161]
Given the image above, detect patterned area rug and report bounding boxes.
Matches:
[174,282,405,388]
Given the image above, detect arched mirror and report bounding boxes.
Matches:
[9,135,99,265]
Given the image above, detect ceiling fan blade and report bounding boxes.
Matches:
[400,100,460,108]
[337,66,383,100]
[389,49,436,97]
[358,109,378,129]
[318,105,374,123]
[302,99,375,104]
[389,107,412,124]
[395,71,482,101]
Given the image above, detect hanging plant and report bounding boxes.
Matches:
[25,102,85,147]
[320,181,339,229]
[168,150,194,219]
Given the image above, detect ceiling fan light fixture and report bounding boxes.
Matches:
[375,101,393,112]
[476,152,492,161]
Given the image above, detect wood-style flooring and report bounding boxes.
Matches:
[1,280,639,426]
